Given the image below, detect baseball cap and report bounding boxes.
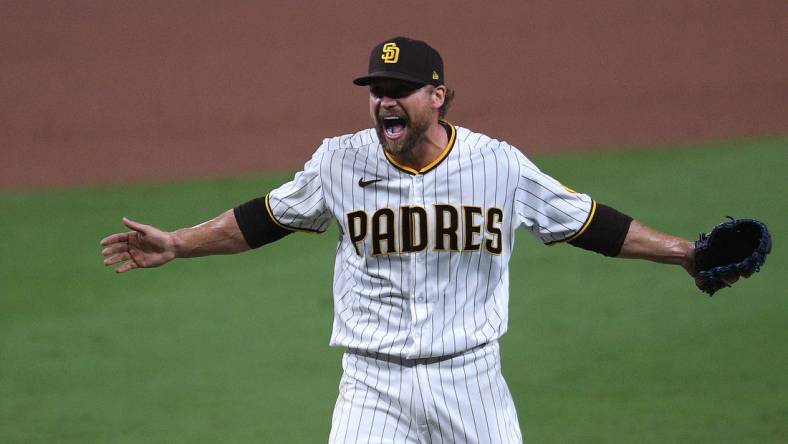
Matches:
[353,36,444,87]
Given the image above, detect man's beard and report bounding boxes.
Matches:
[375,115,430,157]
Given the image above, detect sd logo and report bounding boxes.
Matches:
[381,43,399,64]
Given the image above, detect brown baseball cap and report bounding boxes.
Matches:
[353,36,444,87]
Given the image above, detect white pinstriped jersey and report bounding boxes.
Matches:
[266,122,595,359]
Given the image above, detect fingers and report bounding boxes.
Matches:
[100,232,130,246]
[102,251,138,273]
[101,243,129,257]
[101,217,149,245]
[123,217,151,235]
[101,231,133,271]
[101,218,148,273]
[115,259,138,274]
[102,218,163,273]
[104,252,130,266]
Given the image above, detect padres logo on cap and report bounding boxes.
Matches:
[381,43,399,64]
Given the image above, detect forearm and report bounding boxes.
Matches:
[618,220,694,269]
[172,209,250,258]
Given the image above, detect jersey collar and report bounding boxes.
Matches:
[383,120,456,175]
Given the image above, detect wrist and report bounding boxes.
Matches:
[679,239,696,273]
[662,238,693,265]
[169,229,185,259]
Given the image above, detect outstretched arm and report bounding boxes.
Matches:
[617,220,695,276]
[567,204,696,280]
[101,210,249,273]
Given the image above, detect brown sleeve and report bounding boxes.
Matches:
[568,203,633,257]
[233,195,293,249]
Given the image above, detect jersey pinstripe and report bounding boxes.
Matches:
[266,122,594,360]
[328,341,522,444]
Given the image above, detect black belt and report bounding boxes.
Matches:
[346,342,488,367]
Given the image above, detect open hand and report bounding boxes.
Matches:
[100,217,176,273]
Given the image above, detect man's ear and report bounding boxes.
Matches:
[432,85,446,109]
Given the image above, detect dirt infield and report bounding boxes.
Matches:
[2,1,786,189]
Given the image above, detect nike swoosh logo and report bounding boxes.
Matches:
[358,178,382,188]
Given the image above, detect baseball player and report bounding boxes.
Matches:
[101,37,698,443]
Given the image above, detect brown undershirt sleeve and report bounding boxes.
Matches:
[568,203,633,257]
[233,195,293,249]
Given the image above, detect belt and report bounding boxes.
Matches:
[346,342,489,367]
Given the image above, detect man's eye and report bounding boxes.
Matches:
[370,84,418,99]
[372,90,391,98]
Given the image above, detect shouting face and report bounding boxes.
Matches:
[369,79,441,157]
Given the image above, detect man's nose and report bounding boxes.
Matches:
[379,96,397,107]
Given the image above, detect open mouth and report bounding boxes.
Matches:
[381,116,407,140]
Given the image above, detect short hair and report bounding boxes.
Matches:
[439,87,455,119]
[427,85,455,119]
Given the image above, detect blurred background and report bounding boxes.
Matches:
[1,1,786,442]
[2,0,786,189]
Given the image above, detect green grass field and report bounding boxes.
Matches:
[1,137,786,443]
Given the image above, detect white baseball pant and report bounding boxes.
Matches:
[328,341,523,443]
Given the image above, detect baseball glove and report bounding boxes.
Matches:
[693,217,772,296]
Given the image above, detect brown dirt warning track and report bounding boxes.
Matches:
[1,1,786,189]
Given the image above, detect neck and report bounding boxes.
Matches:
[388,120,448,172]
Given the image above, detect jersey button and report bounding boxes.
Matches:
[416,296,425,302]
